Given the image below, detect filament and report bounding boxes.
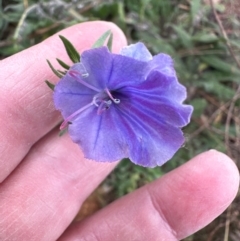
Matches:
[104,88,120,104]
[60,102,93,130]
[69,70,101,92]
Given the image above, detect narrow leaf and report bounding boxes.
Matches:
[191,98,207,117]
[56,58,70,70]
[45,80,55,90]
[192,33,219,43]
[58,70,67,75]
[191,0,201,21]
[107,32,113,52]
[59,128,68,136]
[201,56,240,75]
[59,122,72,136]
[92,30,112,49]
[172,25,192,48]
[47,60,63,78]
[59,35,80,63]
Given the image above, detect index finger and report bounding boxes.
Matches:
[0,21,127,182]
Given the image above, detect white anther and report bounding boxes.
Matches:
[82,73,89,78]
[113,98,120,104]
[105,100,112,105]
[92,96,99,107]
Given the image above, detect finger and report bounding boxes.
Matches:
[0,128,118,241]
[58,150,239,241]
[0,21,126,182]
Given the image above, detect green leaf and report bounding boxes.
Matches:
[59,128,68,137]
[198,79,235,100]
[92,30,112,49]
[200,56,240,75]
[59,35,80,63]
[58,70,67,75]
[117,2,126,22]
[192,33,219,43]
[191,98,207,117]
[56,58,70,70]
[45,80,55,90]
[47,60,63,78]
[201,71,240,84]
[107,32,113,52]
[190,0,201,21]
[172,25,192,48]
[230,40,240,49]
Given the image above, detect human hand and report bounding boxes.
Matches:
[0,21,239,241]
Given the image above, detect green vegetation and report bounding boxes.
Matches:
[1,0,239,240]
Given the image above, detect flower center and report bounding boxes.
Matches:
[60,69,120,130]
[93,88,120,115]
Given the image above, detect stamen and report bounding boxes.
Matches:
[97,100,112,115]
[104,88,121,104]
[69,70,101,92]
[97,102,105,115]
[93,95,101,107]
[73,63,89,78]
[105,100,112,105]
[60,102,93,130]
[114,99,120,104]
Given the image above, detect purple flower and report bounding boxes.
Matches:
[53,43,193,167]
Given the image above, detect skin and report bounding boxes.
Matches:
[0,21,239,241]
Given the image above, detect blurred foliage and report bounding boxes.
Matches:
[106,158,164,198]
[1,0,240,240]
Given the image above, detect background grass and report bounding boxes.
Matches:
[1,0,240,240]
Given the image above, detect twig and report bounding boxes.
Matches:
[78,0,102,14]
[225,85,240,157]
[34,23,60,35]
[189,100,231,140]
[198,89,240,125]
[209,0,240,158]
[224,205,232,241]
[23,0,28,9]
[235,113,240,147]
[207,222,225,241]
[206,204,237,241]
[0,40,14,48]
[13,4,38,41]
[209,2,240,241]
[209,0,240,69]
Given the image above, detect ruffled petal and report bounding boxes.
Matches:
[120,42,152,62]
[148,53,176,76]
[128,70,189,103]
[109,70,192,167]
[115,101,185,167]
[120,87,192,127]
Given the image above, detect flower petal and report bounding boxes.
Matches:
[53,41,193,168]
[121,88,192,127]
[120,42,152,62]
[53,73,94,118]
[68,105,129,162]
[79,46,149,90]
[129,70,189,103]
[116,101,185,167]
[149,53,176,76]
[109,70,193,167]
[107,54,149,89]
[80,47,113,89]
